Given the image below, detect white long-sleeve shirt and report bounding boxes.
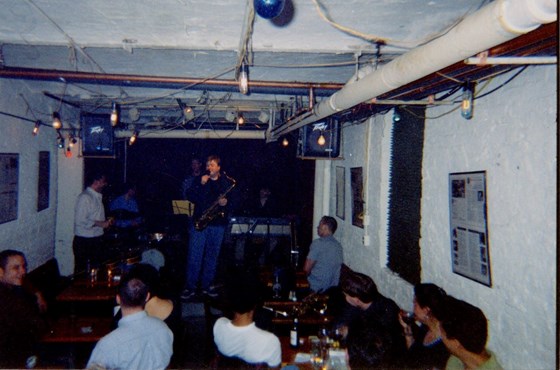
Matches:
[74,187,105,237]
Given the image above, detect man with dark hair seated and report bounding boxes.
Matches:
[0,249,47,368]
[213,276,281,368]
[336,271,406,367]
[87,272,173,370]
[438,297,503,370]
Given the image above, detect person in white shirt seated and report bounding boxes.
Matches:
[213,277,281,368]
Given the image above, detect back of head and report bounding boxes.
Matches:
[321,216,338,234]
[226,273,262,314]
[0,249,24,270]
[414,283,447,318]
[207,154,221,166]
[118,274,149,308]
[440,297,488,354]
[127,263,160,297]
[341,271,378,303]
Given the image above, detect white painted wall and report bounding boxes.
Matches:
[332,65,556,369]
[0,79,59,270]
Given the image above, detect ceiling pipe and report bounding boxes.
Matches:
[115,129,265,140]
[0,67,344,96]
[269,0,557,141]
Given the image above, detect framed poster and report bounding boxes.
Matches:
[350,167,364,228]
[0,153,19,224]
[449,171,491,286]
[335,166,345,219]
[37,151,50,211]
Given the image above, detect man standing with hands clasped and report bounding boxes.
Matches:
[181,155,233,301]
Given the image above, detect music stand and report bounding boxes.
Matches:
[172,200,194,217]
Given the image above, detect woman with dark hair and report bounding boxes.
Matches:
[399,283,450,370]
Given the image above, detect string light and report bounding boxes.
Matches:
[110,102,119,126]
[317,133,326,146]
[282,137,289,147]
[461,82,474,120]
[239,63,249,95]
[129,130,138,145]
[52,112,62,130]
[392,109,401,122]
[237,114,245,125]
[32,121,41,136]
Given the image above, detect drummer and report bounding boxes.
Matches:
[109,183,143,230]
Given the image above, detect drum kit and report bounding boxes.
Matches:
[104,209,176,273]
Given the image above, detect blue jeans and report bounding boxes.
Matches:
[185,224,226,291]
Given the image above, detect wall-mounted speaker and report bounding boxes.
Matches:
[81,113,114,157]
[297,118,341,159]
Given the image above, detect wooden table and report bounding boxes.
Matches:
[41,316,113,343]
[263,300,332,327]
[57,279,117,302]
[280,335,313,369]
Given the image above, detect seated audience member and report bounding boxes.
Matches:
[87,272,173,370]
[347,316,394,369]
[113,264,180,330]
[304,216,343,293]
[438,297,503,370]
[337,271,406,367]
[399,283,450,370]
[0,249,47,369]
[213,277,281,368]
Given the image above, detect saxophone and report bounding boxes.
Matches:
[194,174,236,231]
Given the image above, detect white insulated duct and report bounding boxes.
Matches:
[269,0,557,140]
[115,129,265,140]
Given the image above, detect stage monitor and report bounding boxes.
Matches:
[297,118,341,159]
[81,113,114,157]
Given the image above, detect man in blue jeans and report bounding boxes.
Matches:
[181,155,233,300]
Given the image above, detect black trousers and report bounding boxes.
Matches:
[72,235,104,276]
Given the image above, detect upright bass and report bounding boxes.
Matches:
[194,173,236,231]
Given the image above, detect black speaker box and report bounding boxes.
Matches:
[297,118,341,158]
[81,114,114,156]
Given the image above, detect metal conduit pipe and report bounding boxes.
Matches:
[269,0,556,140]
[115,129,265,140]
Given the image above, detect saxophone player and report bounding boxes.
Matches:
[181,155,233,301]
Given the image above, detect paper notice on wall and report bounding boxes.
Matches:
[449,171,491,286]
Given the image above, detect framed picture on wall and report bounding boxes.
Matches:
[0,153,19,224]
[336,166,345,219]
[449,171,492,287]
[351,167,364,228]
[37,151,50,211]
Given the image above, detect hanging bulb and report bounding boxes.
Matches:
[237,115,245,125]
[68,134,77,147]
[110,102,119,126]
[392,109,401,122]
[52,112,62,130]
[282,137,289,147]
[57,137,65,149]
[129,131,138,145]
[317,133,326,146]
[65,147,73,158]
[239,63,249,95]
[32,121,41,136]
[461,82,474,120]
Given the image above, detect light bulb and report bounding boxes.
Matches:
[65,147,73,158]
[393,110,401,122]
[129,131,138,145]
[461,83,474,120]
[32,121,40,136]
[317,133,326,146]
[52,112,62,130]
[239,64,249,95]
[282,137,289,147]
[237,115,245,125]
[110,102,119,126]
